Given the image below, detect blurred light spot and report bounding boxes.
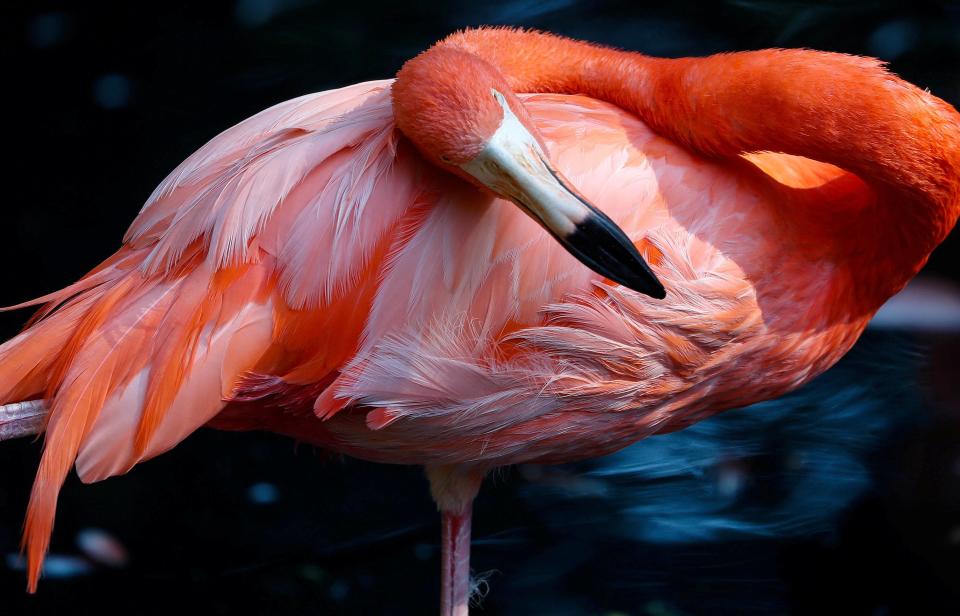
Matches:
[298,563,325,582]
[76,528,128,567]
[234,0,300,28]
[413,543,433,561]
[92,74,132,110]
[715,461,747,499]
[247,481,280,504]
[28,12,70,49]
[6,553,93,578]
[43,555,93,578]
[867,19,918,61]
[329,578,349,601]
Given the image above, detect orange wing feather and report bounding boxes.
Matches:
[0,81,428,590]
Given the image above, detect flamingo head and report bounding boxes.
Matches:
[393,50,666,299]
[393,49,516,166]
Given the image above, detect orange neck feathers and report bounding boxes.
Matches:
[393,27,960,307]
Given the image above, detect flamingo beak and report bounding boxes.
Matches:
[460,90,666,299]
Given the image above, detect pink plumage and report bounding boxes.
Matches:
[2,28,959,614]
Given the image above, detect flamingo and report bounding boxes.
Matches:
[1,27,959,614]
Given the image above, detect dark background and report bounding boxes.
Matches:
[2,1,960,614]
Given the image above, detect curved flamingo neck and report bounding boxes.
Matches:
[438,28,657,107]
[398,28,960,303]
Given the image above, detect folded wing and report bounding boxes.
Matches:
[0,79,432,590]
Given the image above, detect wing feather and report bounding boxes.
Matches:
[8,80,430,590]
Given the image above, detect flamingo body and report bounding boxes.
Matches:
[2,29,959,607]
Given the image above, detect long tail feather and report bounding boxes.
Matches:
[22,275,149,591]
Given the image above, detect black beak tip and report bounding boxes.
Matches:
[565,212,668,301]
[641,279,668,300]
[614,266,667,299]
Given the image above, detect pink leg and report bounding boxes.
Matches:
[426,464,484,616]
[440,505,473,616]
[0,400,46,441]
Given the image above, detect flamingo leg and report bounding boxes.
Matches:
[0,400,47,441]
[440,504,473,616]
[426,464,484,616]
